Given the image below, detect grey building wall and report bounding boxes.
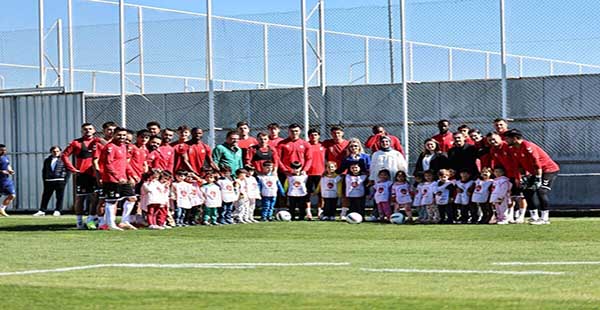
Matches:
[0,92,83,211]
[86,75,600,210]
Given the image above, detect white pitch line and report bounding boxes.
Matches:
[0,262,350,277]
[360,268,566,276]
[493,261,600,266]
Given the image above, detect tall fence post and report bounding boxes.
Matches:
[318,0,326,95]
[364,37,370,84]
[119,0,127,127]
[500,0,508,119]
[301,0,310,138]
[263,24,269,89]
[387,0,395,83]
[57,19,64,87]
[138,6,145,94]
[67,0,75,91]
[39,0,46,87]
[206,0,216,148]
[448,48,453,81]
[400,0,409,163]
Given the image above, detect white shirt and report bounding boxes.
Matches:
[454,180,474,206]
[243,176,261,200]
[258,175,279,197]
[320,175,342,199]
[201,183,222,208]
[392,182,412,204]
[412,183,425,207]
[472,179,493,203]
[188,182,205,207]
[142,180,170,206]
[420,181,435,206]
[287,175,308,197]
[433,181,453,205]
[421,153,433,172]
[217,178,238,203]
[490,176,512,203]
[345,174,367,198]
[372,180,393,203]
[172,181,193,209]
[369,150,408,181]
[50,157,59,171]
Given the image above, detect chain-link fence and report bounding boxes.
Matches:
[2,0,600,209]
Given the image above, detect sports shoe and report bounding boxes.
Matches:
[98,224,109,230]
[0,208,10,217]
[33,211,46,217]
[76,223,86,230]
[497,220,509,225]
[118,222,138,230]
[162,225,172,229]
[53,211,61,217]
[529,219,546,225]
[86,221,98,230]
[514,218,525,224]
[340,216,347,221]
[365,215,378,222]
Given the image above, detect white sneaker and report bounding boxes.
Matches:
[497,220,509,225]
[0,208,8,217]
[514,218,525,224]
[529,219,546,225]
[340,216,347,221]
[162,225,172,229]
[53,211,61,217]
[33,211,46,217]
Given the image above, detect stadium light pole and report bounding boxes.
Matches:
[67,0,75,91]
[38,0,45,87]
[206,0,216,148]
[119,0,127,127]
[500,0,508,119]
[387,0,395,83]
[399,0,409,163]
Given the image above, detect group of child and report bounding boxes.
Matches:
[127,157,516,229]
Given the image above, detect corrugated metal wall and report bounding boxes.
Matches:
[0,92,83,211]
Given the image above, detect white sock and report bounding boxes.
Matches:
[518,208,526,220]
[514,208,520,220]
[530,209,539,221]
[122,200,135,223]
[105,202,116,227]
[340,207,348,217]
[541,210,550,221]
[507,207,514,221]
[77,215,83,225]
[305,207,313,217]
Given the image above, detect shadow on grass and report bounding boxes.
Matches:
[0,223,75,232]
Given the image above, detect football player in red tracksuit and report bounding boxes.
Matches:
[432,120,454,153]
[185,128,219,176]
[277,124,313,212]
[61,123,102,229]
[148,129,175,173]
[126,130,149,227]
[364,125,404,155]
[306,128,326,220]
[245,132,281,175]
[486,132,527,223]
[322,126,350,170]
[267,123,284,149]
[237,121,259,160]
[504,129,560,225]
[92,121,118,229]
[98,127,136,231]
[172,125,191,173]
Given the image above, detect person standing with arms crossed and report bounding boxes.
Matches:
[34,146,69,217]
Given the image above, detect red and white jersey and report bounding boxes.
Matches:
[322,139,350,168]
[472,179,493,204]
[98,142,132,184]
[512,140,559,175]
[257,175,279,197]
[489,142,520,179]
[287,175,308,197]
[365,134,404,154]
[187,142,212,175]
[277,138,313,174]
[142,179,170,206]
[238,136,259,151]
[61,136,101,176]
[490,176,512,203]
[306,142,325,176]
[432,181,453,205]
[217,178,238,203]
[127,144,147,180]
[319,175,342,199]
[172,142,190,172]
[392,182,412,205]
[201,183,222,208]
[188,181,205,207]
[454,180,474,206]
[148,144,175,173]
[268,136,283,149]
[345,174,367,198]
[243,176,261,200]
[172,181,193,209]
[372,180,393,203]
[432,132,454,153]
[420,182,435,206]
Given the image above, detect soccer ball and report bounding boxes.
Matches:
[346,212,363,224]
[390,212,405,224]
[275,210,292,222]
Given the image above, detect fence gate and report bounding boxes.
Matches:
[0,91,83,212]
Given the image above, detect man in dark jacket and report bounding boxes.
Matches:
[34,146,69,216]
[447,132,480,179]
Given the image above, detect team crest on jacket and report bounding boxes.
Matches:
[475,185,482,191]
[293,181,301,187]
[299,145,304,149]
[266,181,273,187]
[327,182,334,189]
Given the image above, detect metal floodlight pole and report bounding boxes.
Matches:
[138,6,145,94]
[119,0,127,127]
[387,0,395,83]
[57,19,64,87]
[318,0,326,95]
[67,0,75,91]
[399,0,409,162]
[39,0,45,87]
[500,0,508,119]
[206,0,216,148]
[301,0,310,138]
[263,24,269,89]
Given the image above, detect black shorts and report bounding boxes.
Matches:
[306,175,321,194]
[134,181,143,196]
[102,182,135,201]
[509,178,523,197]
[76,173,97,196]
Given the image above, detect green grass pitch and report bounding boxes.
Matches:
[1,216,600,309]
